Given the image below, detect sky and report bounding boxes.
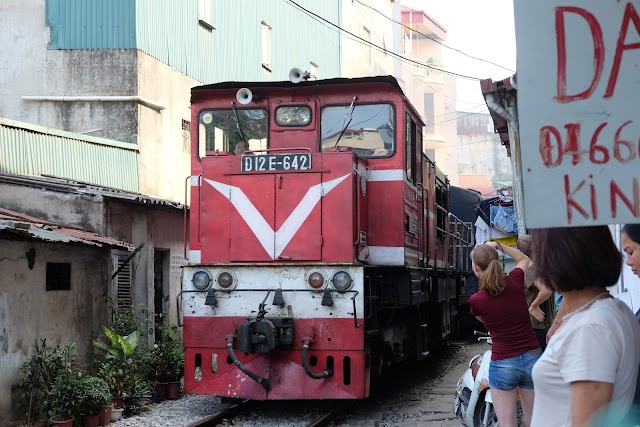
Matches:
[403,0,517,112]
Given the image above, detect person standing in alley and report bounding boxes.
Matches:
[469,241,540,427]
[530,226,640,427]
[516,235,555,350]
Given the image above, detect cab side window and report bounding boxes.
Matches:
[406,114,417,182]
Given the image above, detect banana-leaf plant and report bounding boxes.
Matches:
[92,326,140,398]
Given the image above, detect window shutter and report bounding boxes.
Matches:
[112,253,132,331]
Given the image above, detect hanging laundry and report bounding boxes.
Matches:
[490,204,518,234]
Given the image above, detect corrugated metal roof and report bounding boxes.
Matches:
[0,174,183,209]
[0,208,134,251]
[0,117,140,193]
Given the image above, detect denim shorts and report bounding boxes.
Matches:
[489,348,542,390]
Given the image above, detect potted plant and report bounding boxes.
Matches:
[78,375,111,427]
[11,340,63,427]
[48,370,83,427]
[93,325,140,409]
[154,321,184,400]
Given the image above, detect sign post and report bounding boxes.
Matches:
[515,1,640,228]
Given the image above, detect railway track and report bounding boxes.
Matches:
[185,399,352,427]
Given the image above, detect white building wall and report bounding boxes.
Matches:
[340,0,395,77]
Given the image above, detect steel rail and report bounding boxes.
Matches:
[306,402,353,427]
[185,400,252,427]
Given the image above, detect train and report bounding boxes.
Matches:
[180,72,475,400]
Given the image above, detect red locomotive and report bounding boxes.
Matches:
[181,74,474,400]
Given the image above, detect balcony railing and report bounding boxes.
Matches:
[413,64,444,84]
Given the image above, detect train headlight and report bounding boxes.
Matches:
[331,271,352,292]
[192,270,212,290]
[216,271,236,289]
[307,271,326,290]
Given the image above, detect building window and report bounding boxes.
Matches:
[46,262,71,291]
[363,26,372,64]
[199,0,214,30]
[310,61,319,79]
[261,21,272,71]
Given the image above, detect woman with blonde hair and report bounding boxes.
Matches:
[469,242,541,427]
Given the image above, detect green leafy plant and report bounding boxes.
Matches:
[11,340,64,425]
[108,300,151,337]
[78,375,111,415]
[48,370,83,421]
[153,320,184,382]
[93,326,140,397]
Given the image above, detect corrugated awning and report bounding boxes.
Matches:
[0,208,134,251]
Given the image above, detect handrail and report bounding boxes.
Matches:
[447,212,475,273]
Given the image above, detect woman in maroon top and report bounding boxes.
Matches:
[470,241,541,427]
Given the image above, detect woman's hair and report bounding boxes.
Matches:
[532,226,621,292]
[622,224,640,244]
[516,235,533,258]
[470,244,504,296]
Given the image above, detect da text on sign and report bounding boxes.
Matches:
[515,1,640,228]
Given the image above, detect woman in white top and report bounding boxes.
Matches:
[530,226,640,427]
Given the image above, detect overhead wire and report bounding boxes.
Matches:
[281,0,495,130]
[353,0,514,73]
[427,110,488,126]
[348,1,489,126]
[284,0,483,81]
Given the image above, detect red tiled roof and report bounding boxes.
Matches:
[458,174,495,198]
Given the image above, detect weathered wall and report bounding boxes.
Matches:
[106,200,185,339]
[137,51,197,203]
[0,182,104,232]
[41,49,140,142]
[0,0,47,126]
[0,240,109,426]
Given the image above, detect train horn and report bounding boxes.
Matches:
[235,88,253,105]
[289,67,310,84]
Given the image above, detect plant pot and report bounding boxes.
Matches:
[110,408,124,423]
[165,382,180,400]
[98,405,112,426]
[82,414,100,427]
[154,382,167,402]
[50,415,74,427]
[111,396,125,409]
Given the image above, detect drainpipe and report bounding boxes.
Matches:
[484,91,526,237]
[22,95,166,113]
[484,93,512,123]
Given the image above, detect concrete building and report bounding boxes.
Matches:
[340,0,396,77]
[0,207,133,425]
[0,0,342,205]
[397,6,459,185]
[456,111,513,196]
[0,118,185,424]
[339,2,459,183]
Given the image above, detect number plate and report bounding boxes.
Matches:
[241,153,312,172]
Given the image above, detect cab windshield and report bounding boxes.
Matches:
[198,109,268,157]
[320,104,395,158]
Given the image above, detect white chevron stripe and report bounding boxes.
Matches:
[203,174,350,259]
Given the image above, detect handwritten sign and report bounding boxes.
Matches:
[515,1,640,228]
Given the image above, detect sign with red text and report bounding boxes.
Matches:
[515,1,640,228]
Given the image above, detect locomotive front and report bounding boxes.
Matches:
[181,79,401,400]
